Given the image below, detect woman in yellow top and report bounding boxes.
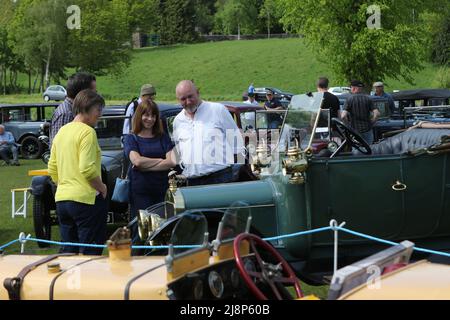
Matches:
[48,89,107,255]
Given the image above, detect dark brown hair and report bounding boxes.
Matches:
[317,77,329,89]
[72,89,105,115]
[131,100,163,137]
[67,72,96,99]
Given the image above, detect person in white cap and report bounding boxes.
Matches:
[372,81,395,114]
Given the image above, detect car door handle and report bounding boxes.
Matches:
[392,181,407,191]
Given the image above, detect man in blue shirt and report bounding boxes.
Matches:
[372,81,396,114]
[0,125,19,166]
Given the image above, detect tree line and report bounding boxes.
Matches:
[0,0,448,95]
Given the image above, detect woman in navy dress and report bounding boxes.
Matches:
[124,100,176,243]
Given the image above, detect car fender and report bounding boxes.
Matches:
[30,175,54,196]
[18,132,39,143]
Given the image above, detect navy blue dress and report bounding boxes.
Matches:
[124,133,174,242]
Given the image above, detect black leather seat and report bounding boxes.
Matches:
[370,129,450,155]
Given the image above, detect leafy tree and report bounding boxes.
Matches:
[67,0,132,75]
[277,0,430,87]
[126,0,160,34]
[214,0,259,36]
[9,0,69,92]
[194,0,215,34]
[159,0,198,45]
[259,0,283,38]
[423,3,450,66]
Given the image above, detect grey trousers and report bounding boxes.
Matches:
[0,145,19,163]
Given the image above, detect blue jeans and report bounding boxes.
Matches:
[56,195,108,255]
[0,145,18,163]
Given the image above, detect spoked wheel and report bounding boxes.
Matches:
[20,136,43,159]
[234,233,303,300]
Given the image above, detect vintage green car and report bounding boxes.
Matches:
[141,93,450,283]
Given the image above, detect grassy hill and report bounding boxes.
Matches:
[0,38,444,104]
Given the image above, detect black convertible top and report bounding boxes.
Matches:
[392,89,450,101]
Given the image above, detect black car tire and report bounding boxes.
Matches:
[33,195,52,248]
[20,136,43,159]
[44,95,50,102]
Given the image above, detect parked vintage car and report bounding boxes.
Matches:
[0,103,58,159]
[142,93,450,284]
[2,208,449,300]
[392,88,450,109]
[337,91,450,142]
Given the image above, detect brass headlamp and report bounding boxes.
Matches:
[282,139,310,184]
[251,141,272,177]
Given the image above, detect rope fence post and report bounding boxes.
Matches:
[19,232,31,254]
[329,220,346,276]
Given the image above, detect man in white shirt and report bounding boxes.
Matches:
[173,80,244,186]
[122,84,156,136]
[244,92,259,106]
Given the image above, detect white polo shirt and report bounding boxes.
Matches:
[173,101,244,178]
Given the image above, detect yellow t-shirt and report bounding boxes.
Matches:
[48,122,102,205]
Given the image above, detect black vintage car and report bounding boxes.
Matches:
[30,103,183,247]
[0,103,59,159]
[392,88,450,109]
[338,90,450,142]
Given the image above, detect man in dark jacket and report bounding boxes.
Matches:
[341,80,380,144]
[264,89,284,129]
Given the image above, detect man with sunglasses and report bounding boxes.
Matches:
[122,84,157,136]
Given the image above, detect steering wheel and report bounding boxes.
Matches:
[331,118,372,155]
[233,233,303,300]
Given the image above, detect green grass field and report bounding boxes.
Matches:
[1,38,443,104]
[0,159,60,255]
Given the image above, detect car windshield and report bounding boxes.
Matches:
[169,211,208,255]
[216,202,252,243]
[277,92,324,151]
